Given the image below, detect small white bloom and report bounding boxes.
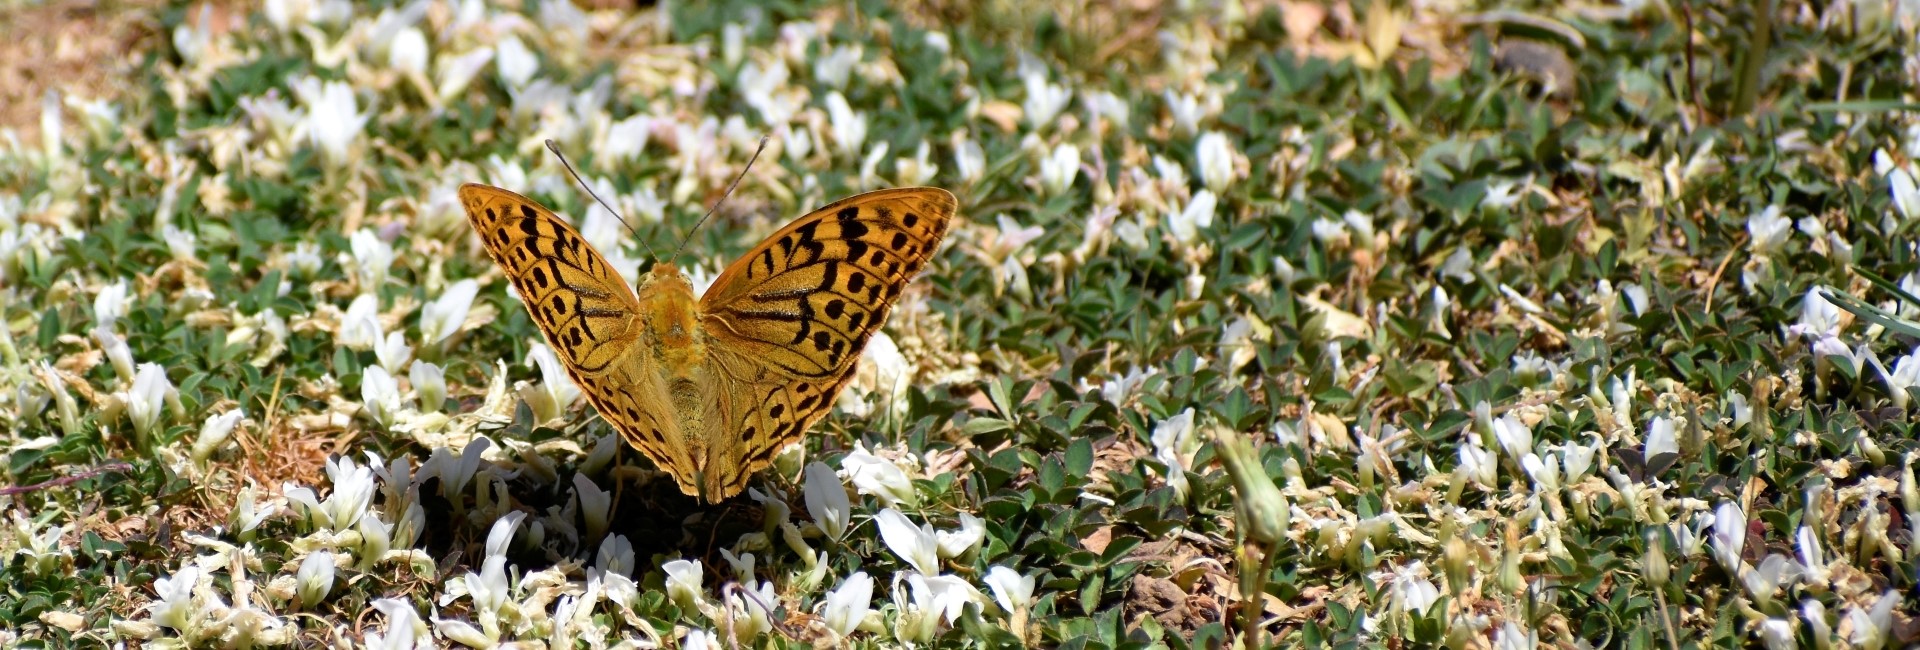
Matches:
[161,225,197,263]
[291,77,371,167]
[815,44,861,89]
[94,279,130,330]
[191,409,245,463]
[520,343,581,423]
[1711,501,1747,574]
[1040,142,1080,196]
[94,326,135,383]
[875,508,941,575]
[1168,189,1216,245]
[361,365,403,428]
[1196,132,1236,192]
[825,92,867,158]
[436,48,495,100]
[982,565,1035,614]
[1874,346,1920,410]
[148,565,202,632]
[296,551,336,607]
[1023,71,1072,129]
[125,363,177,438]
[573,473,611,544]
[1748,205,1792,255]
[839,445,918,507]
[1891,166,1920,221]
[1151,408,1198,497]
[420,278,479,347]
[374,331,412,375]
[366,598,425,650]
[1645,415,1678,459]
[409,359,446,413]
[387,27,430,76]
[897,140,940,187]
[1758,618,1796,650]
[348,229,394,292]
[1164,90,1205,136]
[683,629,717,650]
[820,571,873,639]
[338,293,383,351]
[804,462,851,540]
[494,35,538,89]
[935,512,985,559]
[662,559,704,610]
[1491,413,1533,466]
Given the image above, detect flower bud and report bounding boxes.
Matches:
[1642,529,1670,588]
[1211,426,1290,546]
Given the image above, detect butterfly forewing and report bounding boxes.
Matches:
[697,188,957,497]
[459,184,697,489]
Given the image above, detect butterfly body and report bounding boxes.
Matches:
[460,183,955,502]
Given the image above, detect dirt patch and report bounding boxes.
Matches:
[0,0,164,142]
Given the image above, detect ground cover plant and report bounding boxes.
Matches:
[0,0,1917,647]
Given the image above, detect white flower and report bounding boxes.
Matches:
[1491,413,1533,466]
[1023,71,1071,129]
[436,47,495,100]
[1794,288,1845,339]
[1874,346,1920,410]
[597,534,635,578]
[951,132,985,184]
[1082,89,1129,129]
[1645,415,1678,459]
[815,44,861,89]
[494,35,538,89]
[1748,205,1792,255]
[93,326,135,383]
[662,559,704,610]
[1843,591,1899,650]
[520,343,580,423]
[897,140,940,187]
[839,445,918,507]
[573,472,611,544]
[1740,553,1801,604]
[682,629,717,650]
[421,279,478,347]
[1152,408,1198,497]
[148,565,202,632]
[296,551,336,607]
[602,114,653,166]
[1559,442,1596,483]
[875,508,940,575]
[919,573,986,623]
[804,462,851,541]
[1164,90,1203,136]
[361,365,403,428]
[374,331,412,375]
[1758,618,1796,650]
[935,512,985,559]
[1520,453,1561,493]
[1711,501,1747,574]
[825,92,867,158]
[1168,189,1216,245]
[94,279,130,329]
[821,571,873,639]
[1890,165,1920,221]
[191,409,245,463]
[1376,560,1441,616]
[1483,178,1523,210]
[1196,132,1236,192]
[231,483,273,541]
[982,565,1034,615]
[365,598,425,650]
[1460,439,1496,487]
[338,294,383,351]
[125,363,177,438]
[349,229,394,292]
[1040,142,1080,197]
[1153,154,1189,192]
[161,225,197,263]
[408,359,446,413]
[291,77,370,167]
[387,27,429,76]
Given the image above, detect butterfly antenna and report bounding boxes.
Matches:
[671,135,771,265]
[546,139,658,261]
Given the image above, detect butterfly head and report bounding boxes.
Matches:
[636,262,699,348]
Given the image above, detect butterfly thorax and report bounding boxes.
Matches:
[634,262,713,450]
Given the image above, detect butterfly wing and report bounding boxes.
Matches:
[695,187,956,499]
[459,183,698,490]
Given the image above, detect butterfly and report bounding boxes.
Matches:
[460,182,955,502]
